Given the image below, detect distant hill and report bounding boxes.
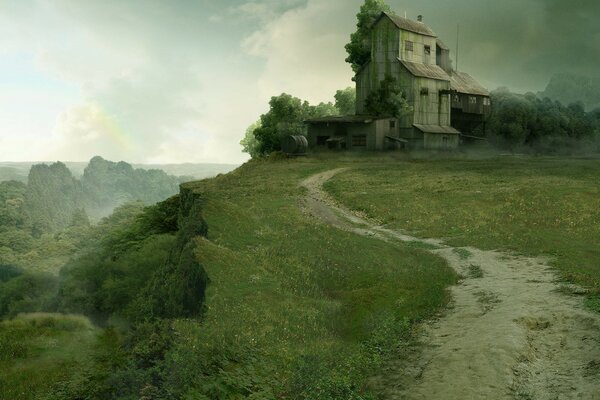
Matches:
[0,161,238,183]
[2,156,238,231]
[538,73,600,111]
[81,156,182,220]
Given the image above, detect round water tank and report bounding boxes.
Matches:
[282,135,308,155]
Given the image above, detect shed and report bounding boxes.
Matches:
[305,115,401,151]
[413,124,460,149]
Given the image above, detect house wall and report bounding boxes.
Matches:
[412,77,451,126]
[307,122,379,150]
[423,132,459,149]
[399,30,436,65]
[436,46,451,72]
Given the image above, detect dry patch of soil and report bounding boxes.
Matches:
[301,169,600,400]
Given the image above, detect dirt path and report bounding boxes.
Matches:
[301,169,600,400]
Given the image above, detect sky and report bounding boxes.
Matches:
[0,0,598,164]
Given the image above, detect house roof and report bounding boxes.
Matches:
[305,115,384,124]
[450,71,489,96]
[413,124,461,135]
[379,12,437,37]
[436,39,449,51]
[398,59,450,81]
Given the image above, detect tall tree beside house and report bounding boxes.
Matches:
[345,0,392,74]
[334,87,357,115]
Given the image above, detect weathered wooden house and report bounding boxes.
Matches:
[306,12,490,150]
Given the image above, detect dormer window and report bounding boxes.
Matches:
[405,41,413,52]
[424,45,431,56]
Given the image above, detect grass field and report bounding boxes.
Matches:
[177,158,457,397]
[324,155,600,304]
[0,313,97,400]
[4,153,597,398]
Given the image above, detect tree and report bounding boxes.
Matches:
[247,93,337,156]
[334,87,357,115]
[345,0,392,74]
[240,121,262,158]
[364,75,411,118]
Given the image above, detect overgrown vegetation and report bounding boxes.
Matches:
[0,192,209,399]
[364,74,411,118]
[345,0,392,74]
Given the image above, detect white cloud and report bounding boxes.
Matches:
[242,0,358,103]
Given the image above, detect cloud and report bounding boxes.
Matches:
[210,0,307,23]
[242,0,358,103]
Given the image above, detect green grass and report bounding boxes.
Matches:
[453,248,473,260]
[467,264,484,279]
[173,157,457,397]
[325,156,600,297]
[0,313,97,400]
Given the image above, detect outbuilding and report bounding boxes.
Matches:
[305,115,406,151]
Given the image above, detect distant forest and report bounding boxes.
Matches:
[0,156,190,275]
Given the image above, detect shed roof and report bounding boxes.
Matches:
[305,115,384,124]
[399,59,450,81]
[450,71,489,96]
[379,13,437,37]
[413,124,461,135]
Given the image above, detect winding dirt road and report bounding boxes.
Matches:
[301,169,600,400]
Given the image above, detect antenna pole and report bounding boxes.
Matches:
[456,24,460,72]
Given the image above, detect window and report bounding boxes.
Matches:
[483,97,491,106]
[420,87,429,95]
[469,96,477,105]
[317,136,329,146]
[453,94,460,103]
[424,45,431,55]
[389,120,396,129]
[352,135,367,147]
[405,41,413,52]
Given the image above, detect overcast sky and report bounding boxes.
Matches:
[1,0,598,163]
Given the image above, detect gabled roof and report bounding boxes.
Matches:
[398,59,450,81]
[374,12,437,37]
[450,71,489,96]
[413,124,461,135]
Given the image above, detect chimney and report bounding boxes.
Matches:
[417,15,423,22]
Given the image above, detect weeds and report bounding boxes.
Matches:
[467,264,484,279]
[453,248,473,260]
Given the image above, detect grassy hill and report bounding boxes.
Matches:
[178,158,456,398]
[2,153,599,399]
